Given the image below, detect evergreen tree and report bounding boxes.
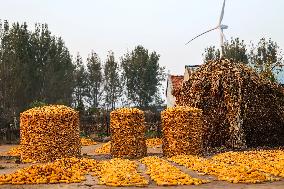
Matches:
[0,22,32,116]
[73,53,88,110]
[103,51,121,110]
[0,21,75,120]
[86,51,102,108]
[30,24,75,105]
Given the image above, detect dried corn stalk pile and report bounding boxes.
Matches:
[20,105,81,162]
[162,106,204,157]
[110,108,147,158]
[174,59,284,148]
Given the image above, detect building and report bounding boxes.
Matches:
[275,67,284,84]
[184,65,200,81]
[166,65,200,107]
[166,75,183,107]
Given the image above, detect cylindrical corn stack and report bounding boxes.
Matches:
[20,105,81,162]
[110,108,147,158]
[162,106,204,157]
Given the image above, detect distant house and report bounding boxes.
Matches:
[275,68,284,84]
[184,65,200,81]
[166,65,200,107]
[166,75,184,107]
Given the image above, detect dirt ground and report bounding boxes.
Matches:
[0,144,283,189]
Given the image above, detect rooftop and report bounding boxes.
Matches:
[170,75,184,92]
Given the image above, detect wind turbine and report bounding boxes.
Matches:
[186,0,228,55]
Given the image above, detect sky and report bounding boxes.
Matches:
[1,0,284,76]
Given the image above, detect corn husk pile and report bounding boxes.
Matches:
[162,106,204,157]
[110,108,147,158]
[20,105,81,162]
[174,59,284,148]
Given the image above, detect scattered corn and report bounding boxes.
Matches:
[0,157,98,185]
[81,137,97,146]
[7,146,22,156]
[140,156,209,186]
[93,158,148,186]
[95,142,111,154]
[95,138,163,154]
[212,150,284,178]
[169,154,278,183]
[146,138,162,148]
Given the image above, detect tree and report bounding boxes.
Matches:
[73,53,88,111]
[222,38,249,64]
[121,45,165,108]
[203,37,284,82]
[203,46,220,62]
[203,38,249,64]
[103,51,121,110]
[86,51,102,108]
[0,21,32,117]
[0,21,75,121]
[250,38,284,82]
[30,24,75,105]
[0,20,16,122]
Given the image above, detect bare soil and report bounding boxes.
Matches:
[0,144,283,189]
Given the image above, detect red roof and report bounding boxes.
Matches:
[171,75,184,91]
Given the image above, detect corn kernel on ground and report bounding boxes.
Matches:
[140,156,209,186]
[93,158,148,187]
[81,137,97,146]
[169,150,283,184]
[0,157,98,185]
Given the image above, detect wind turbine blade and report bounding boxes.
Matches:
[219,0,226,25]
[185,26,218,45]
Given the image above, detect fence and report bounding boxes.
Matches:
[0,123,20,144]
[0,110,162,144]
[80,110,162,137]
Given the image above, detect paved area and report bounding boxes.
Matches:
[0,144,283,189]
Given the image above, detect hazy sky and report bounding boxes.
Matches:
[1,0,284,75]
